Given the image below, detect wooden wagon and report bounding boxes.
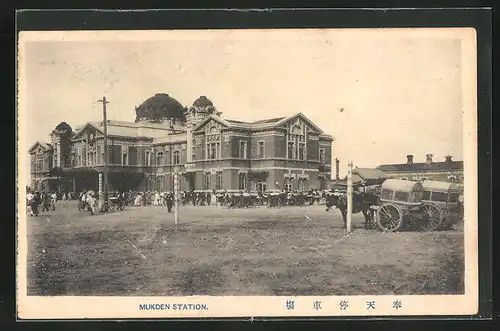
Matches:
[421,180,462,229]
[373,179,443,232]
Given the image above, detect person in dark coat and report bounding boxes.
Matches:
[31,191,41,216]
[166,192,173,212]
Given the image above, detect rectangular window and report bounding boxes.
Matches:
[215,172,222,190]
[239,141,247,159]
[156,152,164,165]
[173,151,180,165]
[204,173,211,190]
[394,191,409,202]
[381,189,393,200]
[298,179,308,191]
[144,151,151,166]
[431,192,447,202]
[210,143,216,160]
[287,142,295,159]
[258,141,265,158]
[298,143,306,160]
[319,148,326,164]
[238,173,248,190]
[122,146,129,165]
[192,146,196,161]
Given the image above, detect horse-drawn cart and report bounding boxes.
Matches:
[421,180,462,229]
[373,179,443,232]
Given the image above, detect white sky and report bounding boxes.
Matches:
[19,29,466,178]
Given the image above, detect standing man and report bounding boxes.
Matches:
[166,191,173,213]
[50,191,57,211]
[31,191,41,216]
[26,191,35,216]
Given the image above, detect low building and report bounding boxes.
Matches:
[376,154,464,184]
[28,93,334,193]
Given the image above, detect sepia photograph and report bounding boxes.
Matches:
[16,27,478,319]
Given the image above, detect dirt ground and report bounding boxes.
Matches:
[25,201,464,296]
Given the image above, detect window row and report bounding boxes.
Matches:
[70,140,327,166]
[144,151,181,166]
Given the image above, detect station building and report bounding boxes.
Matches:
[29,93,334,193]
[377,154,464,184]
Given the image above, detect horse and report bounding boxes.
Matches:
[325,190,379,229]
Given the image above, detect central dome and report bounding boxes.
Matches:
[135,93,186,123]
[192,96,214,108]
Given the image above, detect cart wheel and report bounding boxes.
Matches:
[376,203,403,232]
[420,202,444,231]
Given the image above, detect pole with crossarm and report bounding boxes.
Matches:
[346,160,353,233]
[98,96,109,211]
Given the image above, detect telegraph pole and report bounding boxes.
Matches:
[346,160,353,234]
[98,96,109,211]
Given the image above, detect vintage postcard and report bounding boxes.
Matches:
[17,27,478,319]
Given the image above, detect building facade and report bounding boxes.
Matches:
[29,94,334,193]
[377,154,464,184]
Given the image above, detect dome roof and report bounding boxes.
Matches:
[135,93,186,123]
[192,96,214,108]
[53,122,73,136]
[55,122,72,132]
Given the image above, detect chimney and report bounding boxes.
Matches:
[406,154,414,166]
[426,154,433,165]
[335,158,340,181]
[445,155,452,163]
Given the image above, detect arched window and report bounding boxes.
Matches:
[206,127,220,160]
[287,123,307,160]
[173,150,180,165]
[156,152,164,165]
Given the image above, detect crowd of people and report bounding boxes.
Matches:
[25,187,336,217]
[25,191,58,216]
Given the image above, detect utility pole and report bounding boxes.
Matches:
[346,160,353,234]
[98,96,109,211]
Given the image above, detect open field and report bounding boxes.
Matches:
[25,201,464,296]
